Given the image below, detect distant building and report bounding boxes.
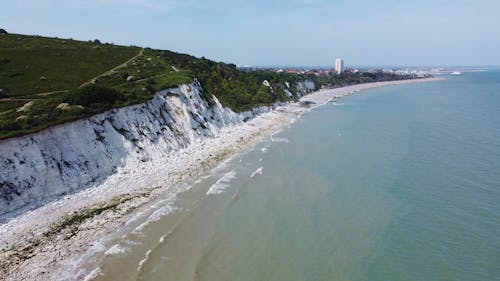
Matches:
[0,28,7,34]
[286,69,301,74]
[335,58,344,74]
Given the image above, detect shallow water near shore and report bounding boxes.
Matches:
[89,72,500,281]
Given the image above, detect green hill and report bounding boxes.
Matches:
[0,33,318,139]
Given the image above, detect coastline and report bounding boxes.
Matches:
[0,77,442,280]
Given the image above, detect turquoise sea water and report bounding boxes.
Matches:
[94,72,500,281]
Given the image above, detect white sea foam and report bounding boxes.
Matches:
[270,135,289,143]
[250,167,263,178]
[133,202,178,233]
[104,244,129,256]
[194,174,212,184]
[148,203,178,222]
[137,249,153,272]
[60,236,112,281]
[83,267,102,281]
[261,147,268,154]
[206,170,237,195]
[124,239,140,246]
[125,185,190,231]
[159,234,167,243]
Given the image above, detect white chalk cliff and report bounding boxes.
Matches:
[0,80,315,219]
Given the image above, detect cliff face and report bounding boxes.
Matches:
[296,80,316,97]
[0,80,315,219]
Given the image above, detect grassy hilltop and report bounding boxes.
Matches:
[0,33,318,139]
[0,35,141,95]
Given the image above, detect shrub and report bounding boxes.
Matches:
[67,85,124,106]
[0,119,20,130]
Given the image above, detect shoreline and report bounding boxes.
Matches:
[0,77,442,280]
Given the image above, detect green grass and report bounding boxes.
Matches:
[0,35,195,139]
[0,34,312,139]
[0,34,141,96]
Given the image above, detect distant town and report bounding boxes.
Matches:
[238,58,469,78]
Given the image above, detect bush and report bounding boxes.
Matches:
[67,85,124,106]
[0,119,20,130]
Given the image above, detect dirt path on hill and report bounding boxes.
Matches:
[2,48,146,100]
[80,48,145,88]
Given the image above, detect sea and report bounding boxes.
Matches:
[87,70,500,281]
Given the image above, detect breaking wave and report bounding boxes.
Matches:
[104,244,129,256]
[270,135,289,143]
[137,249,153,272]
[133,201,178,234]
[250,167,263,178]
[83,267,102,281]
[206,170,237,195]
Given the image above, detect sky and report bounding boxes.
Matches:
[1,0,499,67]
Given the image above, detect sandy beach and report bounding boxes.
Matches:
[0,78,442,281]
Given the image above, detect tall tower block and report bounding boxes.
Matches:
[335,58,344,74]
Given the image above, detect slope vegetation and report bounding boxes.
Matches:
[0,34,316,139]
